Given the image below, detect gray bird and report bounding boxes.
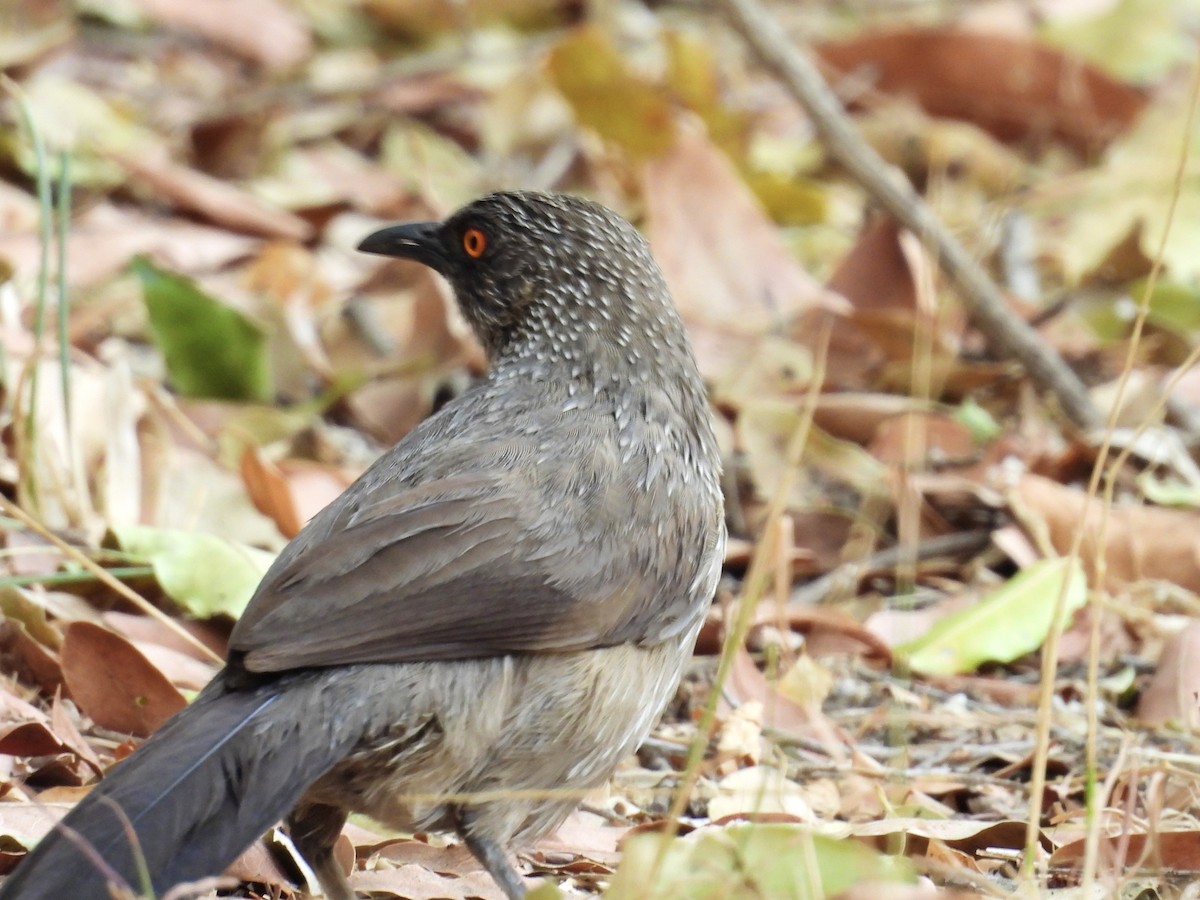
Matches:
[0,191,725,900]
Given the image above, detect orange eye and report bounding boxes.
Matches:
[462,227,487,258]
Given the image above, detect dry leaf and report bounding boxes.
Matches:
[1015,474,1200,591]
[644,129,845,378]
[61,621,187,737]
[817,27,1146,153]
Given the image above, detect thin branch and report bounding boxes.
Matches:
[717,0,1103,432]
[0,497,223,665]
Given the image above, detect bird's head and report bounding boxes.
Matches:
[358,191,678,361]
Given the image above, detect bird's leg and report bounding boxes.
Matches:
[287,802,354,900]
[457,808,527,900]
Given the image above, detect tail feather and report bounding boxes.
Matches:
[0,674,350,899]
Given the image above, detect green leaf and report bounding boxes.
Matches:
[897,558,1087,676]
[133,257,272,402]
[1138,278,1200,336]
[953,397,1002,443]
[1137,471,1200,508]
[607,825,913,900]
[113,525,275,620]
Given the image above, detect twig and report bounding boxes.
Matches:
[788,528,993,605]
[0,497,223,665]
[716,0,1103,432]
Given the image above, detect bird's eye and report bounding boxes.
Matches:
[462,227,487,259]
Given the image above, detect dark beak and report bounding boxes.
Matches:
[357,221,446,272]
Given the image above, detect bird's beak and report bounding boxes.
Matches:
[357,221,447,272]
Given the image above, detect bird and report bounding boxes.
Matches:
[0,191,725,900]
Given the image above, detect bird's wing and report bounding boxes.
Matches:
[229,471,660,672]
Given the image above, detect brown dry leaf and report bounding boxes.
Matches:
[111,150,313,241]
[4,590,84,646]
[240,447,355,539]
[827,216,920,315]
[643,129,844,378]
[1051,830,1200,871]
[820,219,964,397]
[0,599,66,696]
[240,444,303,539]
[817,27,1146,153]
[5,629,65,697]
[49,694,102,773]
[273,143,413,217]
[100,612,224,663]
[60,621,187,737]
[0,203,257,290]
[848,818,1035,857]
[715,700,763,768]
[141,443,286,552]
[812,394,924,445]
[355,833,480,874]
[0,690,95,783]
[856,104,1027,196]
[725,649,853,765]
[373,71,485,119]
[1136,621,1200,727]
[0,720,67,757]
[793,217,923,391]
[242,240,333,396]
[1014,474,1200,591]
[0,180,39,235]
[835,884,977,900]
[711,336,813,412]
[868,413,976,468]
[277,459,357,527]
[327,270,479,443]
[129,0,311,69]
[535,810,624,869]
[739,401,891,508]
[225,837,295,890]
[128,642,218,693]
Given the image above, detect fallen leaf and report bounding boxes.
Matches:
[1136,621,1200,727]
[608,825,915,900]
[547,26,676,160]
[61,621,186,737]
[128,0,312,70]
[644,129,845,378]
[897,558,1086,675]
[134,257,273,402]
[817,27,1146,153]
[708,766,813,822]
[1015,474,1200,591]
[113,150,313,241]
[112,524,275,620]
[1051,829,1200,871]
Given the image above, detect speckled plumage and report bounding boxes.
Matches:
[1,192,724,900]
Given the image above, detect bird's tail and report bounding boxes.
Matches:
[0,673,352,899]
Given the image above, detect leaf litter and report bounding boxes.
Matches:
[0,0,1199,897]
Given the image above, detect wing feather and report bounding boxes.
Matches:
[230,473,616,672]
